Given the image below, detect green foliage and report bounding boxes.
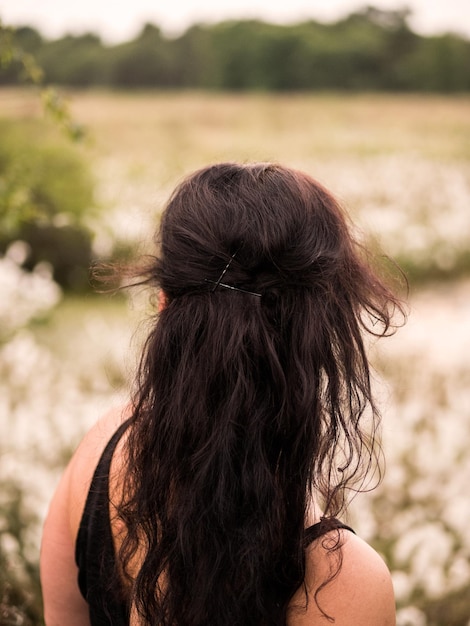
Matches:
[0,119,95,289]
[36,33,107,87]
[171,25,218,88]
[0,24,43,84]
[106,23,179,87]
[0,119,94,232]
[398,34,470,91]
[0,21,86,140]
[2,8,470,91]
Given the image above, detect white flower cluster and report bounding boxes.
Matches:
[350,280,470,624]
[0,247,63,567]
[0,257,135,534]
[0,242,62,339]
[308,155,470,273]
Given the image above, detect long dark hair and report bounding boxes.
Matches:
[117,163,404,625]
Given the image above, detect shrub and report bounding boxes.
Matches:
[0,118,96,290]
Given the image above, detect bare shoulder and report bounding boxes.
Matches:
[42,403,132,546]
[288,530,396,626]
[65,404,132,529]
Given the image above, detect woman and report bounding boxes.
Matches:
[41,162,404,626]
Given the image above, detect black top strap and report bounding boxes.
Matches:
[304,517,355,547]
[75,419,131,626]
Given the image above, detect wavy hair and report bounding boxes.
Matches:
[117,163,405,625]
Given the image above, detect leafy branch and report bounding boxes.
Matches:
[0,20,86,141]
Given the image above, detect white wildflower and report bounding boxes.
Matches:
[396,606,427,626]
[0,248,61,338]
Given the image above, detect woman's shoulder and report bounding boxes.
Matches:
[288,529,396,626]
[61,404,132,533]
[69,404,131,472]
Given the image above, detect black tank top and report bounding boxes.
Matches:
[75,421,355,626]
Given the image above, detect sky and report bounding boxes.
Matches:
[1,0,470,42]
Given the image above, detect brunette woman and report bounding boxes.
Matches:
[41,162,404,626]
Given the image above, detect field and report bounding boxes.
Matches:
[1,89,470,626]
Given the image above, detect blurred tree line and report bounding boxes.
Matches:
[2,6,470,91]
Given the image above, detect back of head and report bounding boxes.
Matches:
[120,162,403,626]
[158,162,356,301]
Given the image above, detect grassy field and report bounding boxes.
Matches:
[5,88,469,281]
[4,89,470,188]
[1,89,470,626]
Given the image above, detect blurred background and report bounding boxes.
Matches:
[0,2,469,625]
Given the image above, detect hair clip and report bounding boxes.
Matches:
[204,279,262,298]
[211,250,239,292]
[206,249,262,297]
